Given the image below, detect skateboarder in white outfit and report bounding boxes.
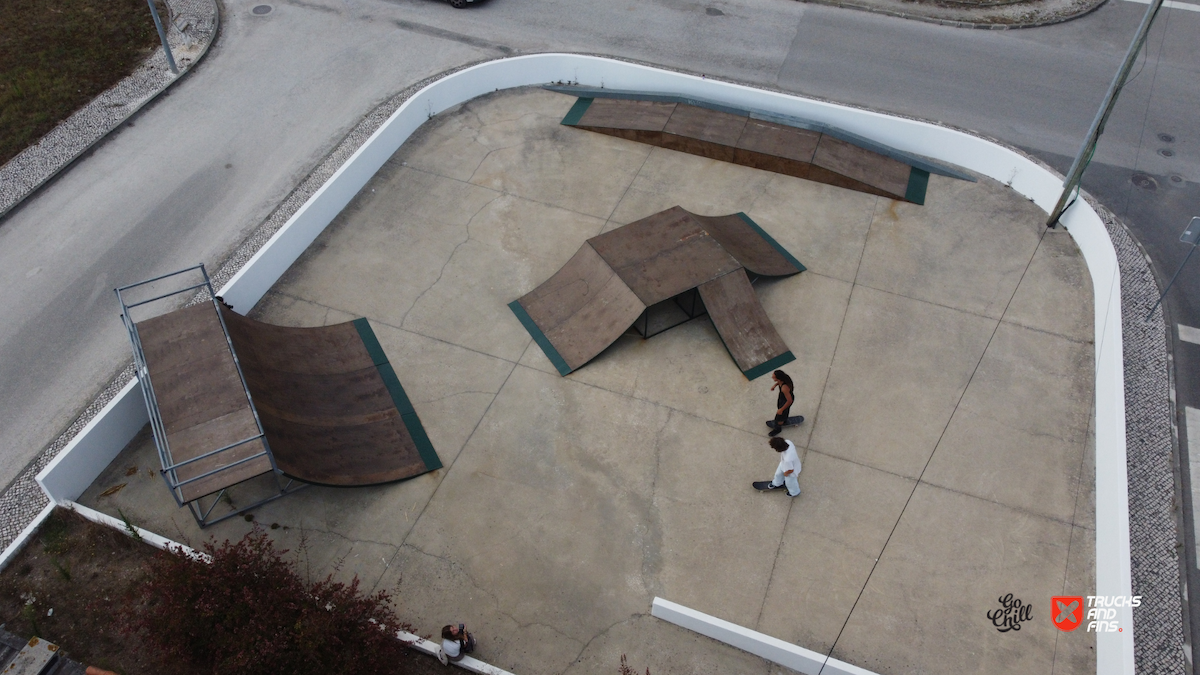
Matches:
[754,436,801,497]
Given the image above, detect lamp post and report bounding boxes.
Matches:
[1146,217,1200,321]
[147,0,179,75]
[1046,0,1164,228]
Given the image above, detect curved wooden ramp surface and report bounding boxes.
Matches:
[512,207,801,380]
[220,306,441,487]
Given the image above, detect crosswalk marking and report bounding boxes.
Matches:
[1122,0,1200,12]
[1187,407,1200,566]
[1179,324,1200,345]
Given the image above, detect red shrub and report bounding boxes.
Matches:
[123,530,412,675]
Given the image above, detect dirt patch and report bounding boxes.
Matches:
[0,509,447,675]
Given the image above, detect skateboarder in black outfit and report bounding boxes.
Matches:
[767,369,801,436]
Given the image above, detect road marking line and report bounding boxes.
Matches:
[1187,407,1200,566]
[1122,0,1200,12]
[1179,325,1200,344]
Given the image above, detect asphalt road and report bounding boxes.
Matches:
[1,0,1198,655]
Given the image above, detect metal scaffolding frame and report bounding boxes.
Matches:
[116,265,302,527]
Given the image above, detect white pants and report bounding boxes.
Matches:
[771,467,800,496]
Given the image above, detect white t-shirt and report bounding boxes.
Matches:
[442,638,461,658]
[777,440,800,476]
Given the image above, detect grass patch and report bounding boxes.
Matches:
[0,0,167,167]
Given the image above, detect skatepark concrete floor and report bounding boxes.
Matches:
[80,87,1096,675]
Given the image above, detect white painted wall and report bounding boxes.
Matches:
[35,54,1132,674]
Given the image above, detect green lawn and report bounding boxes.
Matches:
[0,0,165,167]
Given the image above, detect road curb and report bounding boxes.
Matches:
[796,0,1110,29]
[0,0,220,222]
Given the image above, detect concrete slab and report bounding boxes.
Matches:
[955,321,1094,445]
[854,173,1044,320]
[833,483,1073,673]
[1005,229,1094,343]
[756,451,915,654]
[747,174,879,284]
[809,284,996,478]
[77,87,1095,675]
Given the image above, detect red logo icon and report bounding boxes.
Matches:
[1052,596,1084,631]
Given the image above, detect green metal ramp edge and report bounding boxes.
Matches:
[561,97,594,126]
[508,300,573,376]
[743,351,796,381]
[905,168,930,205]
[735,213,806,274]
[353,318,442,472]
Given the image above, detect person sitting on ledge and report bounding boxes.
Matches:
[441,623,477,662]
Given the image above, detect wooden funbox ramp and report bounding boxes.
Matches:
[117,266,440,526]
[550,86,975,204]
[511,207,804,380]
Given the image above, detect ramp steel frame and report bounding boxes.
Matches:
[116,264,302,527]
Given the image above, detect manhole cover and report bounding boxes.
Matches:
[1170,175,1185,185]
[1159,148,1175,158]
[252,4,272,14]
[1158,133,1175,143]
[1131,173,1158,191]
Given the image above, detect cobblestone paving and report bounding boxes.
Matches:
[1093,197,1187,675]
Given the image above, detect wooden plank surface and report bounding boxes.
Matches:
[577,98,676,131]
[565,96,930,204]
[735,119,820,163]
[588,207,741,305]
[135,302,271,502]
[662,105,747,147]
[692,213,801,278]
[220,307,434,487]
[518,244,646,370]
[697,270,791,374]
[811,135,912,199]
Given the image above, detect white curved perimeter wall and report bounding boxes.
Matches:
[35,54,1132,674]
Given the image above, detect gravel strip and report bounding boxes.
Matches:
[0,54,1185,673]
[795,0,1106,29]
[1091,196,1187,675]
[0,0,218,220]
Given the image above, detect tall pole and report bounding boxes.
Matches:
[1046,0,1164,228]
[147,0,179,75]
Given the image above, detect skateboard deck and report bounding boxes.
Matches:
[754,481,799,495]
[766,416,804,429]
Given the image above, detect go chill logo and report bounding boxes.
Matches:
[1052,595,1141,632]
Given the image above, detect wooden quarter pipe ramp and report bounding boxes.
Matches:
[118,266,440,526]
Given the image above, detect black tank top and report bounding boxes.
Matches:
[776,375,793,409]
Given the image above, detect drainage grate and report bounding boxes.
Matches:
[1131,173,1158,191]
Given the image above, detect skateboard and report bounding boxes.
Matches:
[765,416,804,429]
[752,481,798,494]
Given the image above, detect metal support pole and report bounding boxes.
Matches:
[147,0,179,75]
[1045,0,1163,228]
[1145,217,1200,320]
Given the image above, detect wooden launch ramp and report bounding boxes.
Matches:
[510,207,803,380]
[552,86,975,205]
[118,266,439,526]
